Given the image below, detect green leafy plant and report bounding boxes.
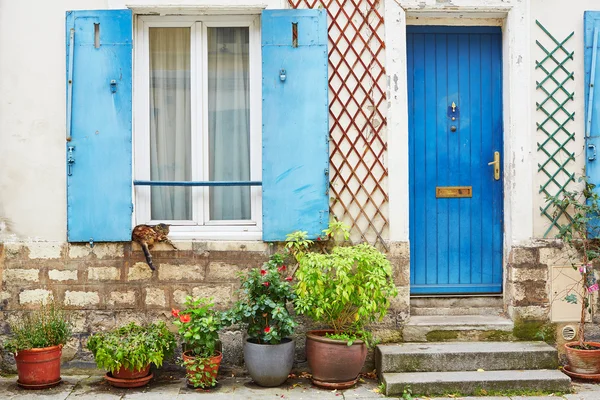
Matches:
[172,296,225,389]
[287,224,398,346]
[172,296,224,358]
[4,302,72,353]
[181,355,219,389]
[546,175,600,348]
[86,322,176,374]
[225,254,297,344]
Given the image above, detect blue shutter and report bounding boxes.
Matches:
[66,10,132,242]
[261,9,330,241]
[585,12,600,186]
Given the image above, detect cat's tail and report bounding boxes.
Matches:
[141,243,155,271]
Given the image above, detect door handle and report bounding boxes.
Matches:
[487,151,500,181]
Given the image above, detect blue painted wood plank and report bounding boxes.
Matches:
[436,34,449,285]
[468,33,483,287]
[411,33,427,286]
[457,33,472,286]
[479,34,493,285]
[424,33,438,286]
[66,10,132,242]
[261,9,329,241]
[447,34,460,285]
[585,12,600,138]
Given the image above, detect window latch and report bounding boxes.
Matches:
[110,80,117,93]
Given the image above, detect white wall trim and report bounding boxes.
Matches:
[108,0,287,12]
[385,0,533,247]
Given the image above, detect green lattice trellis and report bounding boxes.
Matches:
[535,20,576,237]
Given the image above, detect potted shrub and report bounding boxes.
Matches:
[225,253,297,387]
[4,301,72,389]
[547,175,600,377]
[287,223,398,389]
[172,296,225,389]
[86,321,176,388]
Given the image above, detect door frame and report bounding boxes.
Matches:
[385,0,532,299]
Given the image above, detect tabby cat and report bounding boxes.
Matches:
[131,223,177,271]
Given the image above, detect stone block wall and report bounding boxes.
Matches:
[0,240,408,372]
[506,240,580,322]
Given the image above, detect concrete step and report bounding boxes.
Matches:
[410,296,504,316]
[376,341,558,373]
[382,370,571,397]
[402,315,514,342]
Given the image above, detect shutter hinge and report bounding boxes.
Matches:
[130,203,134,213]
[89,238,95,248]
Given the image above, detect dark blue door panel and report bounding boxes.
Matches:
[408,26,503,294]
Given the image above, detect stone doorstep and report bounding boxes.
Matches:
[382,370,572,397]
[402,315,514,342]
[376,341,559,373]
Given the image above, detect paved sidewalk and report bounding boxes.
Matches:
[0,373,599,399]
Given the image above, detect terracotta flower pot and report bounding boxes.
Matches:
[305,330,367,389]
[182,350,222,388]
[112,364,151,380]
[14,345,62,389]
[565,341,600,374]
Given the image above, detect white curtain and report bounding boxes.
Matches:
[208,27,251,221]
[149,27,192,221]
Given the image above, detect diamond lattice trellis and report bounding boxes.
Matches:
[535,20,576,237]
[288,0,388,248]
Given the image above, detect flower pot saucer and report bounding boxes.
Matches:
[17,378,62,390]
[562,365,600,381]
[105,372,153,388]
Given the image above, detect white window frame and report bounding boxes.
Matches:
[133,15,262,240]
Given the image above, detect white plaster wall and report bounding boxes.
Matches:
[0,0,109,241]
[531,0,597,238]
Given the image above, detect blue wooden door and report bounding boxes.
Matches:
[408,26,503,294]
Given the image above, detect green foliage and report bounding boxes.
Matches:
[172,297,225,358]
[324,332,358,346]
[546,175,600,346]
[401,386,414,400]
[225,254,296,344]
[181,355,219,389]
[86,322,176,374]
[290,225,398,346]
[4,302,72,353]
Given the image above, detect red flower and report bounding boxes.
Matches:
[179,314,191,323]
[317,237,321,241]
[264,326,271,333]
[262,281,270,287]
[171,308,180,317]
[285,277,293,282]
[278,265,287,272]
[260,269,267,276]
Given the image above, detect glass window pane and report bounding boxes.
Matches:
[149,27,192,221]
[207,27,251,221]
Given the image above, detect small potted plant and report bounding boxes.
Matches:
[4,301,72,389]
[225,253,297,387]
[287,222,398,389]
[547,175,600,378]
[172,296,224,389]
[86,321,176,388]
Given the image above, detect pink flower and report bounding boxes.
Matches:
[264,326,271,333]
[263,281,270,287]
[285,277,293,282]
[171,308,180,317]
[179,314,191,323]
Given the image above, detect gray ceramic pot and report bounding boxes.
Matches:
[243,337,295,387]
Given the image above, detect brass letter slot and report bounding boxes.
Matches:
[436,186,472,198]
